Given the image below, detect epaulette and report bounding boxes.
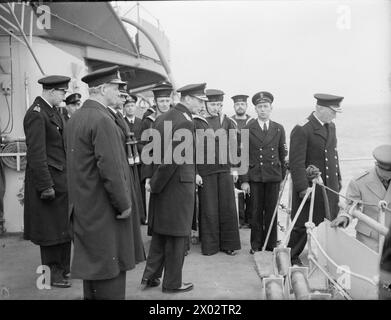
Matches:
[33,105,40,112]
[354,170,370,181]
[192,114,208,124]
[182,112,192,122]
[297,118,309,126]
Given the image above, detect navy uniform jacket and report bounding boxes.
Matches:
[289,112,342,225]
[241,119,287,183]
[148,103,196,237]
[66,99,144,280]
[124,116,142,142]
[23,96,71,246]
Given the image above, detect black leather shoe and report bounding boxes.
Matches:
[51,279,72,288]
[223,250,237,256]
[141,278,161,288]
[162,282,194,293]
[249,249,255,254]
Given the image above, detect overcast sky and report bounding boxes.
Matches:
[118,0,391,109]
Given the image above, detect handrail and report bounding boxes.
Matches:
[348,206,389,237]
[120,17,176,90]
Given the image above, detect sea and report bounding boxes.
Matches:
[230,103,391,194]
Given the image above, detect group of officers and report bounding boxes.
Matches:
[22,64,391,299]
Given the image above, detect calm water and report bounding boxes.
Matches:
[235,103,391,191]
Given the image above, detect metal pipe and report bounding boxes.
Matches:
[274,247,291,276]
[290,269,310,300]
[348,207,389,237]
[264,277,285,300]
[121,17,176,89]
[7,3,45,75]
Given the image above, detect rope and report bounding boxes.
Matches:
[308,230,377,286]
[0,142,27,170]
[319,182,391,213]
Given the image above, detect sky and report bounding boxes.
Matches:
[117,0,391,110]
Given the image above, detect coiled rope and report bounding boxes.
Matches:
[0,142,27,171]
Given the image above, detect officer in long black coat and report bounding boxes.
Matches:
[141,83,207,293]
[139,83,173,229]
[230,94,253,228]
[288,93,343,265]
[23,75,72,288]
[240,91,287,254]
[195,89,241,256]
[66,66,145,299]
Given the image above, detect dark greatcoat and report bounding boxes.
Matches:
[23,96,71,246]
[289,112,342,226]
[148,103,196,237]
[66,99,145,280]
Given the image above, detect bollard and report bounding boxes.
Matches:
[263,276,285,300]
[274,247,291,276]
[289,266,310,300]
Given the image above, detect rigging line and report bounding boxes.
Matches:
[122,3,138,18]
[308,230,377,286]
[139,3,160,27]
[319,182,391,212]
[34,5,138,57]
[0,25,26,47]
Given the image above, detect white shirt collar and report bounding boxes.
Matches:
[313,112,325,126]
[40,96,53,108]
[126,115,135,123]
[257,118,270,130]
[107,106,118,115]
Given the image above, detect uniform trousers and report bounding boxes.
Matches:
[40,241,71,282]
[142,232,187,289]
[83,271,126,300]
[249,181,279,251]
[198,172,241,255]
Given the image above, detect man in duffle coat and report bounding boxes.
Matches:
[66,65,145,300]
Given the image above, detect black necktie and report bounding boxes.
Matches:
[324,123,329,138]
[382,178,390,190]
[263,122,267,133]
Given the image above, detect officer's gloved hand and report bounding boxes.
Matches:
[196,174,203,187]
[40,187,55,200]
[306,165,320,181]
[331,216,349,228]
[241,182,250,195]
